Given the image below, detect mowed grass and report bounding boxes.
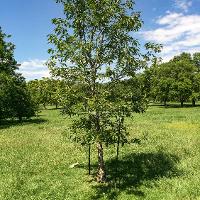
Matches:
[1,105,200,199]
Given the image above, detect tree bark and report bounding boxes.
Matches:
[96,142,106,182]
[18,116,22,122]
[116,136,120,162]
[192,99,196,107]
[181,100,184,107]
[55,103,58,109]
[88,144,91,175]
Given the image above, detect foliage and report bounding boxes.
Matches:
[144,52,200,106]
[27,78,68,109]
[0,72,36,121]
[0,27,36,121]
[0,27,17,75]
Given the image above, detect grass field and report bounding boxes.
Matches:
[1,105,200,200]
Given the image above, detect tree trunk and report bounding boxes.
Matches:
[115,135,120,185]
[181,100,184,107]
[164,100,167,107]
[116,136,120,162]
[192,99,196,107]
[96,142,106,182]
[55,103,58,109]
[88,144,91,175]
[18,115,22,122]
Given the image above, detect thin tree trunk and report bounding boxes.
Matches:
[192,99,196,107]
[181,100,184,107]
[96,142,106,182]
[116,118,121,168]
[18,116,22,122]
[164,100,167,107]
[116,137,120,162]
[88,144,91,175]
[115,135,120,187]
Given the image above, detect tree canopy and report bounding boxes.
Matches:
[0,27,36,121]
[142,52,200,107]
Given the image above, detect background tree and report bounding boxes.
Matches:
[27,78,67,109]
[48,79,67,109]
[47,0,160,182]
[150,62,173,106]
[0,27,36,121]
[146,52,199,107]
[170,53,196,107]
[193,52,200,71]
[191,52,200,106]
[171,61,194,107]
[0,27,17,75]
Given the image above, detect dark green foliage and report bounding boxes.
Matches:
[144,52,200,106]
[0,27,17,75]
[0,27,36,121]
[27,78,68,109]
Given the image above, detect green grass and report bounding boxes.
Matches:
[1,105,200,199]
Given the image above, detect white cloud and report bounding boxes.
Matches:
[17,59,50,80]
[142,11,200,62]
[175,0,192,12]
[143,12,200,43]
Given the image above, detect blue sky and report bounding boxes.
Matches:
[1,0,200,80]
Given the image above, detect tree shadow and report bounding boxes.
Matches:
[150,103,200,108]
[90,151,181,199]
[46,107,62,110]
[0,118,47,130]
[164,104,200,108]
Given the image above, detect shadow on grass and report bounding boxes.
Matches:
[150,103,200,108]
[0,118,47,130]
[90,151,181,199]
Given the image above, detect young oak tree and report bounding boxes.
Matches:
[47,0,161,182]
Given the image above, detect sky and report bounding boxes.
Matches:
[1,0,200,80]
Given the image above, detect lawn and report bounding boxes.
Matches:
[0,105,200,200]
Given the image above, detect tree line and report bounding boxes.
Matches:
[142,52,200,107]
[27,52,200,111]
[27,78,68,109]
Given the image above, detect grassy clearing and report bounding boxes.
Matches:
[1,105,200,199]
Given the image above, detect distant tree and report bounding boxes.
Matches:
[171,53,197,107]
[27,79,43,107]
[190,52,200,106]
[139,67,155,101]
[190,73,200,106]
[50,79,67,109]
[170,60,195,107]
[0,27,17,75]
[172,52,192,63]
[47,0,160,182]
[193,52,200,71]
[152,64,174,106]
[27,78,52,109]
[148,53,197,107]
[0,72,36,121]
[28,78,67,109]
[0,27,36,121]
